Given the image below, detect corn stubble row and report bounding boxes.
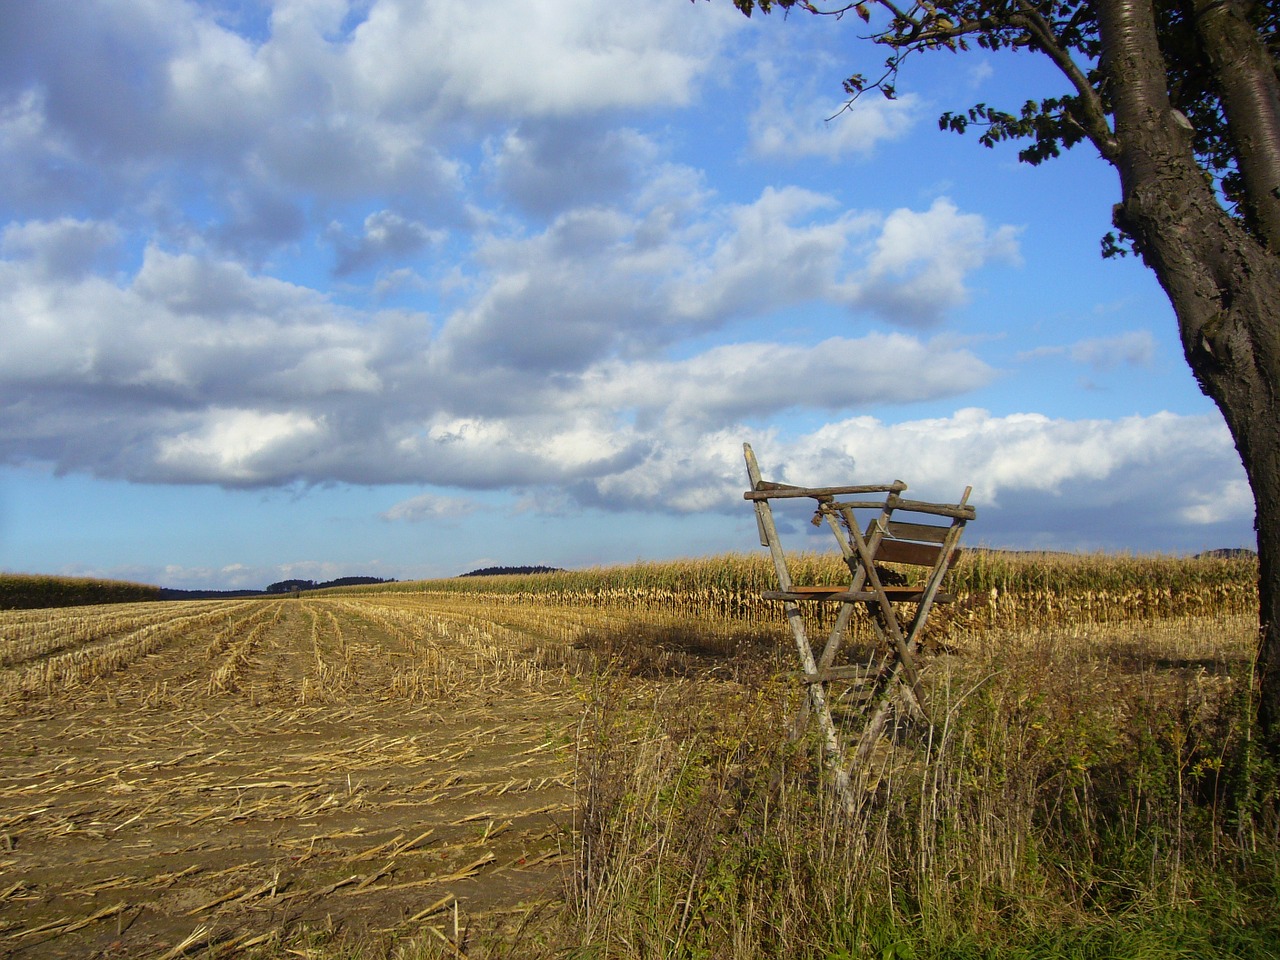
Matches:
[0,595,581,955]
[0,601,262,697]
[0,552,1263,957]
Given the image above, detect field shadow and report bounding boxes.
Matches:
[572,622,786,682]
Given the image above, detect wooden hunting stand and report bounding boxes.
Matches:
[743,443,974,809]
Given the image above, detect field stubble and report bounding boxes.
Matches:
[0,551,1272,959]
[0,595,600,958]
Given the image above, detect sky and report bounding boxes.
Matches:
[0,0,1257,591]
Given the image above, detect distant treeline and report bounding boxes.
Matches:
[159,576,396,601]
[264,576,397,594]
[158,587,268,601]
[458,565,565,577]
[0,573,161,610]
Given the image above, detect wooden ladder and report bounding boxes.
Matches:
[743,443,975,809]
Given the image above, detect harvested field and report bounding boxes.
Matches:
[0,595,597,958]
[0,552,1269,959]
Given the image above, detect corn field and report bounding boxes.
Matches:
[335,549,1258,630]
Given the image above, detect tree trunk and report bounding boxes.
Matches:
[1193,0,1280,251]
[1099,0,1280,749]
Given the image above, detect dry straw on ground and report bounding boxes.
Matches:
[0,550,1269,958]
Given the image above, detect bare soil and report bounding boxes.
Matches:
[0,596,586,958]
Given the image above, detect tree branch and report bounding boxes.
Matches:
[1010,2,1120,161]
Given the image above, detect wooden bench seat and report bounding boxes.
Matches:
[762,586,955,604]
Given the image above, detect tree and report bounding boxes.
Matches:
[717,0,1280,747]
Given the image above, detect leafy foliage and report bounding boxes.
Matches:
[721,0,1279,245]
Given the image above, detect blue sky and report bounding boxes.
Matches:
[0,0,1254,590]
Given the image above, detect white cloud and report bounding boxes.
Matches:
[330,210,446,276]
[1070,331,1157,369]
[345,0,738,118]
[486,122,659,219]
[155,409,327,484]
[1180,479,1253,525]
[671,186,875,324]
[584,408,1252,552]
[672,192,1022,329]
[0,188,1019,489]
[0,4,1246,563]
[0,0,731,230]
[582,334,994,424]
[382,492,479,523]
[1,217,119,279]
[855,198,1023,325]
[750,73,920,160]
[1019,330,1157,370]
[0,224,1252,552]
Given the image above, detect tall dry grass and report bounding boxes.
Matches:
[560,607,1277,960]
[352,549,1269,958]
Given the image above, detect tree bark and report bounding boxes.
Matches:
[1194,0,1280,251]
[1098,0,1280,749]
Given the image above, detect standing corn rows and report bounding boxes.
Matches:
[333,551,1256,631]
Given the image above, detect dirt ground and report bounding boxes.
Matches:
[0,595,591,958]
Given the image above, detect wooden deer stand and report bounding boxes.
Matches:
[743,443,974,809]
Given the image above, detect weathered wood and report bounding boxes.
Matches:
[743,443,853,806]
[813,498,973,521]
[762,588,954,603]
[743,443,974,814]
[844,512,928,708]
[854,486,972,765]
[884,520,951,543]
[795,665,875,684]
[874,539,949,567]
[885,497,975,521]
[744,481,907,501]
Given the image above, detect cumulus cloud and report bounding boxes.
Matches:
[0,214,1251,551]
[0,186,1020,490]
[671,193,1022,330]
[587,409,1252,552]
[582,334,994,425]
[155,409,327,485]
[381,492,480,523]
[0,0,733,233]
[0,2,1245,561]
[1,216,119,279]
[671,186,874,324]
[343,0,739,118]
[211,188,308,261]
[855,199,1023,325]
[330,210,445,277]
[486,121,658,219]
